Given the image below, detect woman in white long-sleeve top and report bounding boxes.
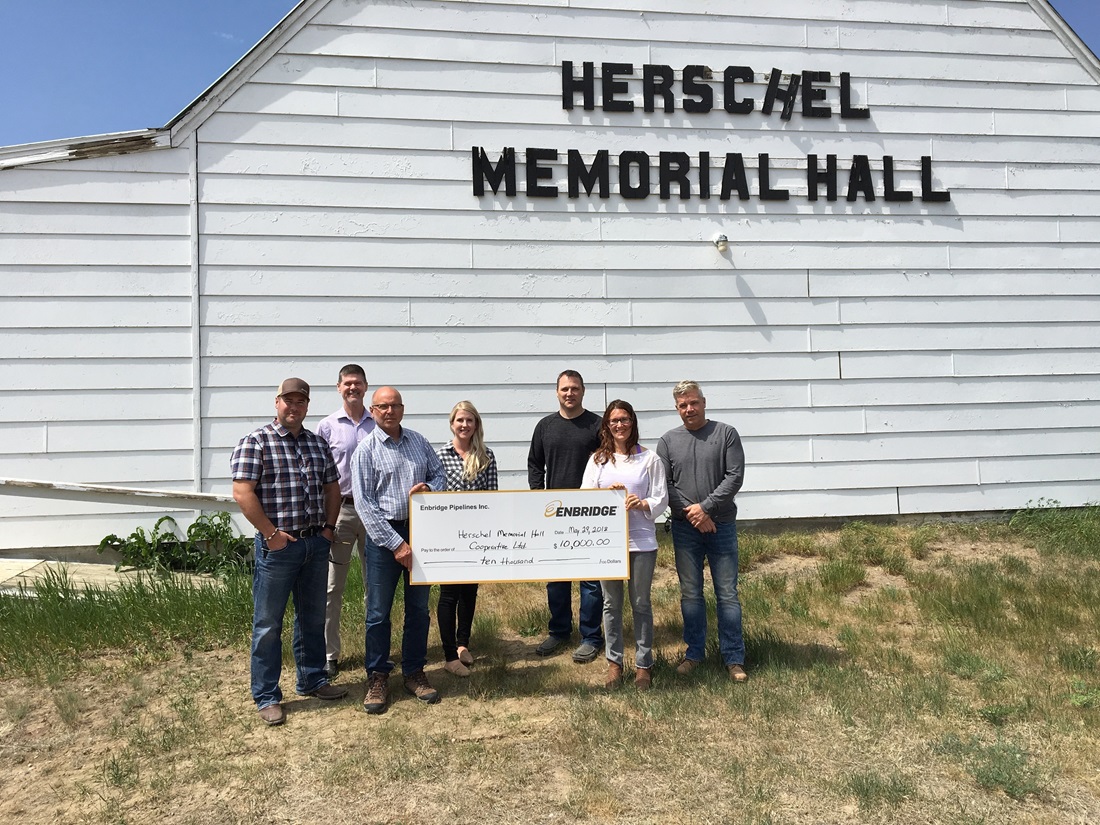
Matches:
[581,399,668,690]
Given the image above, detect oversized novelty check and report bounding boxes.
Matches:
[409,489,629,585]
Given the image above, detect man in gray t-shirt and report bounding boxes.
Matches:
[656,380,748,683]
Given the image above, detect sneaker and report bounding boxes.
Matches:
[444,659,471,677]
[635,667,652,691]
[728,663,748,683]
[363,672,389,714]
[535,635,569,657]
[572,642,600,664]
[676,657,701,676]
[404,670,441,704]
[258,703,285,726]
[309,683,348,700]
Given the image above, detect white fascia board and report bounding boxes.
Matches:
[0,478,236,511]
[1029,0,1100,83]
[0,129,171,171]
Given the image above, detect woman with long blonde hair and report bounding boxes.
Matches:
[436,401,498,675]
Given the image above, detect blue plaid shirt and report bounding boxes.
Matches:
[351,425,446,551]
[230,420,338,532]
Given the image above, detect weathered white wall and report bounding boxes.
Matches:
[0,147,200,546]
[3,0,1099,548]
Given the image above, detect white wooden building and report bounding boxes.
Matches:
[2,0,1099,550]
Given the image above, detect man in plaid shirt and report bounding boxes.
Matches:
[231,377,348,726]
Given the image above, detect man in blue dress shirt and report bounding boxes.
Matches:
[352,386,446,714]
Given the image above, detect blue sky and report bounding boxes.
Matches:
[0,0,1097,147]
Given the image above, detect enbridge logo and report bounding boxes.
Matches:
[544,500,618,518]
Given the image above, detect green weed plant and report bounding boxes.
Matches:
[97,512,252,576]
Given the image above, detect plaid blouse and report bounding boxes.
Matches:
[436,443,498,492]
[230,421,338,532]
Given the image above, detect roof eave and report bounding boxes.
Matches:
[0,129,171,171]
[1029,0,1100,83]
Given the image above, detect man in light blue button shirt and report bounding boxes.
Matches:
[352,386,446,714]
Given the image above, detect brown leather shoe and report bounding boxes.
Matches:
[635,667,652,691]
[605,661,623,689]
[258,703,285,726]
[310,683,349,700]
[728,663,748,683]
[363,672,389,714]
[404,670,441,704]
[676,657,701,676]
[444,659,471,677]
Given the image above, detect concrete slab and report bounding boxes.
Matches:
[0,558,45,590]
[0,559,219,593]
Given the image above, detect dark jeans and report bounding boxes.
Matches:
[547,579,604,646]
[364,522,431,676]
[437,583,478,661]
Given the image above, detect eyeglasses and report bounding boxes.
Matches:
[608,418,632,427]
[371,403,404,411]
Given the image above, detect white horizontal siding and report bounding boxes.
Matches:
[898,480,1100,513]
[865,402,1100,433]
[0,145,195,548]
[5,0,1100,549]
[811,269,1100,297]
[811,376,1100,407]
[0,359,193,391]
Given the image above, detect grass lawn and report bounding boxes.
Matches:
[2,507,1099,824]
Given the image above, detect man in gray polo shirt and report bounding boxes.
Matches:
[656,380,748,683]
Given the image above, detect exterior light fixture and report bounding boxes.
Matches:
[713,234,729,252]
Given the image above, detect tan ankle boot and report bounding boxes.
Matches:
[605,662,623,689]
[635,666,652,691]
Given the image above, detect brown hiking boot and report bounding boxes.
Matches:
[635,667,652,691]
[605,661,623,689]
[363,672,389,714]
[404,670,441,704]
[676,657,701,676]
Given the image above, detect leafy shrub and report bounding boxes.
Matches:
[97,512,251,576]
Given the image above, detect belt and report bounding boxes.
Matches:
[388,518,409,530]
[284,526,324,538]
[342,495,355,505]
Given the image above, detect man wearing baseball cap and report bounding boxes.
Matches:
[231,378,348,725]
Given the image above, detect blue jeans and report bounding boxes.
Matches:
[364,523,431,676]
[547,579,604,645]
[671,519,745,666]
[250,533,331,709]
